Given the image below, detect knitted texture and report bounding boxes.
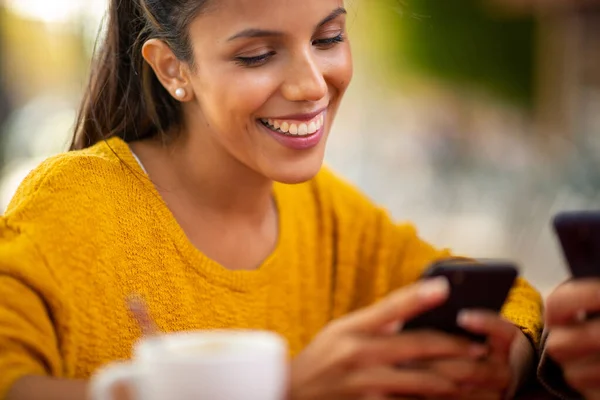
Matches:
[0,137,543,397]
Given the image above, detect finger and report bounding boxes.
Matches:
[350,331,488,367]
[546,279,600,326]
[127,294,159,336]
[378,320,402,335]
[427,358,511,389]
[563,356,600,391]
[546,319,600,363]
[335,278,450,334]
[457,311,517,360]
[341,366,459,397]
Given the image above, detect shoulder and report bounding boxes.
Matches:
[5,138,136,219]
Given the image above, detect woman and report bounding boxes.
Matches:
[0,0,542,399]
[539,279,600,399]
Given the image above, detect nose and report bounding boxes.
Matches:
[281,50,328,102]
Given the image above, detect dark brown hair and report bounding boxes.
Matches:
[70,0,210,150]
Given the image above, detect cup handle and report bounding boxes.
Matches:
[89,362,142,400]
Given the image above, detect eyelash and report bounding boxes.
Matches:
[314,33,345,47]
[235,33,345,67]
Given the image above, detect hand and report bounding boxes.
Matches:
[545,279,600,400]
[422,311,531,400]
[289,278,490,400]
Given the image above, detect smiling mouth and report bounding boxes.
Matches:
[259,113,325,137]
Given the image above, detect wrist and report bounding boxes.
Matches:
[507,330,536,398]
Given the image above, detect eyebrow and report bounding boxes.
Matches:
[227,7,347,42]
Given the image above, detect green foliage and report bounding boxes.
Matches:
[387,0,536,107]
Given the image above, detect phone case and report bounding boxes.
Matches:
[553,211,600,279]
[402,260,519,343]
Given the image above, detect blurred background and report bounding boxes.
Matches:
[0,0,599,295]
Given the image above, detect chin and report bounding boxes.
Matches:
[266,160,324,185]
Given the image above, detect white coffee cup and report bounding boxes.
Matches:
[90,330,288,400]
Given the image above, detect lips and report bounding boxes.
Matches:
[258,110,327,150]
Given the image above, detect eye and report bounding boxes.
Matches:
[313,33,345,49]
[235,51,276,67]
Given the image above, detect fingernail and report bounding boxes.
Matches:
[380,320,402,334]
[457,310,479,328]
[468,344,488,358]
[419,277,450,298]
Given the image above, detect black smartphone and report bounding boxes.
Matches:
[402,259,519,343]
[552,210,600,279]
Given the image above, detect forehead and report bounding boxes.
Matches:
[192,0,346,37]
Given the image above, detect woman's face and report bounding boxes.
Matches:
[183,0,352,184]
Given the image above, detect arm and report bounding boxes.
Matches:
[315,167,542,389]
[0,220,68,399]
[8,377,133,400]
[7,377,89,400]
[0,274,74,400]
[396,227,542,392]
[338,202,542,392]
[359,213,541,392]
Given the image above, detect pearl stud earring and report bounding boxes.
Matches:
[175,88,186,99]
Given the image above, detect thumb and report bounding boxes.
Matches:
[336,277,450,334]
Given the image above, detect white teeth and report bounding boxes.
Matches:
[261,112,325,136]
[298,123,308,135]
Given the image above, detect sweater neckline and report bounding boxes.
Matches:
[105,137,290,292]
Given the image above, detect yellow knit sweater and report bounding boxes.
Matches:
[0,137,543,397]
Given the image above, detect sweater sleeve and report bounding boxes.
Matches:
[0,218,64,398]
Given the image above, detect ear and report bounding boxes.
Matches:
[142,39,193,102]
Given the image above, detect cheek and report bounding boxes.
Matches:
[221,72,278,121]
[197,69,276,130]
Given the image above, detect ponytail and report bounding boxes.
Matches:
[71,0,208,150]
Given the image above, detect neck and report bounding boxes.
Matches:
[133,130,274,221]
